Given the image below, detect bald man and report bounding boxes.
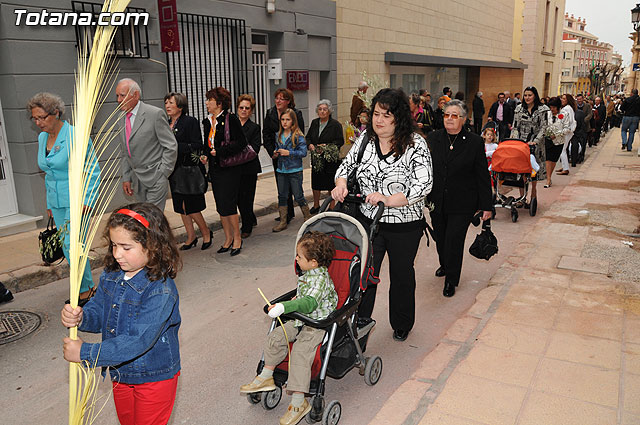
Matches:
[116,78,177,210]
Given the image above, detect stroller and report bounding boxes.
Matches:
[248,195,385,424]
[490,138,538,222]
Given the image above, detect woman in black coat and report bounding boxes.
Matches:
[165,92,213,251]
[427,99,493,298]
[202,87,248,256]
[306,99,344,213]
[236,94,262,238]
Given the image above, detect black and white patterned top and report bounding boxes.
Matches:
[335,130,433,223]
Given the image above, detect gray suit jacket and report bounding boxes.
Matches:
[120,101,177,187]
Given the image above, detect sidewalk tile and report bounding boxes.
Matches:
[477,321,550,355]
[413,342,459,381]
[492,302,559,329]
[561,290,624,316]
[532,358,619,407]
[444,316,481,342]
[546,331,621,370]
[569,272,625,294]
[456,344,539,387]
[468,285,502,317]
[622,412,640,425]
[502,283,566,307]
[554,308,623,341]
[625,317,640,344]
[624,373,640,414]
[417,409,489,425]
[626,297,640,317]
[430,372,527,425]
[518,391,617,425]
[368,379,430,425]
[515,268,570,289]
[625,343,640,375]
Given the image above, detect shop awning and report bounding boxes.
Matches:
[385,52,527,69]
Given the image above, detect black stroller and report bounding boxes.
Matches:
[247,196,384,424]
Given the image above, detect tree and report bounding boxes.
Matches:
[588,62,623,97]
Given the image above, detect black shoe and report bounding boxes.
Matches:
[230,241,243,256]
[393,329,409,341]
[0,289,14,304]
[180,237,198,251]
[241,232,251,239]
[435,267,446,277]
[201,231,213,251]
[217,243,232,253]
[310,206,320,214]
[443,281,456,297]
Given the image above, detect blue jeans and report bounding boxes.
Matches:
[621,116,640,150]
[276,171,306,207]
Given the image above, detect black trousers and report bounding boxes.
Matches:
[473,117,483,135]
[430,211,474,286]
[238,172,258,234]
[496,121,510,141]
[274,171,295,218]
[359,221,423,333]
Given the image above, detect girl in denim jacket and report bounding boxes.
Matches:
[61,203,182,425]
[272,108,311,232]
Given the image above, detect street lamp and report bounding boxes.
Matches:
[633,4,640,31]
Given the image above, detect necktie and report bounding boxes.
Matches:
[125,112,133,157]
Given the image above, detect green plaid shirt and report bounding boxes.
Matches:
[285,266,337,327]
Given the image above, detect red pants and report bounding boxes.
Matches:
[112,372,179,425]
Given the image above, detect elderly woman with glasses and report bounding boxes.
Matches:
[29,92,100,306]
[427,99,492,298]
[306,99,344,213]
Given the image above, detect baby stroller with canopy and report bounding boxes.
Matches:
[490,138,538,222]
[247,195,384,425]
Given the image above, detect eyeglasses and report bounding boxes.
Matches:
[443,113,460,119]
[31,113,51,122]
[238,106,251,110]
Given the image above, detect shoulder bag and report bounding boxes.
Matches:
[39,216,64,265]
[169,164,208,195]
[219,113,257,167]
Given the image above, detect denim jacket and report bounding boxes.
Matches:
[275,133,307,173]
[79,268,181,384]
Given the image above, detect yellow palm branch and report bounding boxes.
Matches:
[67,1,130,424]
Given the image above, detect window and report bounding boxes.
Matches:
[568,21,573,28]
[72,1,150,58]
[543,1,550,52]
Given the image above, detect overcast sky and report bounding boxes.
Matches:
[565,0,635,65]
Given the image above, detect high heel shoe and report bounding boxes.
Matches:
[230,241,243,257]
[217,242,233,253]
[180,237,198,251]
[201,230,213,250]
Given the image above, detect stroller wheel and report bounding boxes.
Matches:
[306,395,325,423]
[364,356,383,386]
[322,400,342,425]
[511,208,518,223]
[529,197,537,217]
[247,393,261,405]
[261,384,282,410]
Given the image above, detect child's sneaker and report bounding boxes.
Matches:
[279,399,311,425]
[239,376,276,393]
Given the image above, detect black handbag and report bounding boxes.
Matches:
[170,165,208,195]
[219,113,257,167]
[39,216,64,265]
[469,220,498,260]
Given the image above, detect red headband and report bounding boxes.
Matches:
[116,209,150,228]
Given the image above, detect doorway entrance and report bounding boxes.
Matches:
[0,99,18,218]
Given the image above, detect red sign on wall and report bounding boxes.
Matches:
[286,71,309,91]
[158,0,179,52]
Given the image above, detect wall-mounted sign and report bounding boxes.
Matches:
[158,0,180,52]
[287,71,309,91]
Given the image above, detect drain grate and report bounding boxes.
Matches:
[0,311,42,345]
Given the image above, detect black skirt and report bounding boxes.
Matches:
[311,162,340,191]
[211,164,242,216]
[172,193,206,215]
[545,138,564,163]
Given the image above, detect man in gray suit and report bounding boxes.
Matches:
[116,78,177,210]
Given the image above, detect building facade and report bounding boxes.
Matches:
[0,0,337,234]
[334,0,526,126]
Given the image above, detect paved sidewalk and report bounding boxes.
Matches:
[0,167,313,293]
[370,131,640,425]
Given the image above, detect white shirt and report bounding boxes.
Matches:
[127,101,141,128]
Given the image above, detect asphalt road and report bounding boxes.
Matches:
[1,188,558,424]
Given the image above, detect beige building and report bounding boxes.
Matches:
[334,0,526,125]
[519,0,566,97]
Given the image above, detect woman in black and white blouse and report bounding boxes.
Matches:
[332,88,433,342]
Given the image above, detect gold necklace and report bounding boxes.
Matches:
[447,133,459,150]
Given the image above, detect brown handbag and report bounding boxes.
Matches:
[219,113,257,167]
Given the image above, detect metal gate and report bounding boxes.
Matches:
[166,13,249,123]
[252,47,270,129]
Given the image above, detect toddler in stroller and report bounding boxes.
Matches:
[241,200,384,425]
